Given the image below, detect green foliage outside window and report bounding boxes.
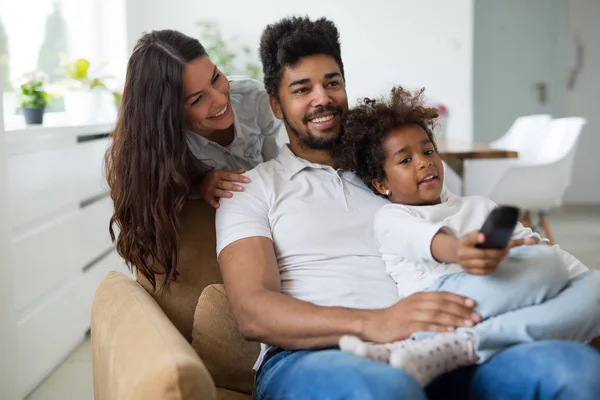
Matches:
[0,19,12,91]
[197,20,262,81]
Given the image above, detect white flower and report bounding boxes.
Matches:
[19,70,49,84]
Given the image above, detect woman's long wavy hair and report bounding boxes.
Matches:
[105,30,207,290]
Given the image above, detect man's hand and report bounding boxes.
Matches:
[362,292,480,343]
[457,230,509,275]
[199,169,250,208]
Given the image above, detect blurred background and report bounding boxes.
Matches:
[0,0,598,398]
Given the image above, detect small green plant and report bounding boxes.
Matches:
[112,90,122,107]
[19,71,50,109]
[197,20,262,80]
[60,56,123,108]
[61,57,112,90]
[0,18,12,91]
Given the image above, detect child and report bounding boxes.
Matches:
[333,87,600,387]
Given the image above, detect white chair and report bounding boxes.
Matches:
[464,117,587,243]
[489,114,552,156]
[461,114,557,200]
[444,115,552,196]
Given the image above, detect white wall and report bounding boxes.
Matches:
[125,0,474,141]
[0,74,18,399]
[564,0,600,204]
[472,0,567,144]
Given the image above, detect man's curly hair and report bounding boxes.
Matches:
[334,86,440,194]
[259,16,345,98]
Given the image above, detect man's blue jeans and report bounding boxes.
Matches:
[253,341,600,399]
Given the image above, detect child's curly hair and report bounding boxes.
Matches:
[334,86,440,194]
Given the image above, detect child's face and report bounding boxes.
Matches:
[373,125,444,206]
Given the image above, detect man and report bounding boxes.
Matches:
[216,16,600,399]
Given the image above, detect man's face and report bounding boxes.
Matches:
[271,54,348,149]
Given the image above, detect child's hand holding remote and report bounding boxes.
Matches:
[456,230,509,276]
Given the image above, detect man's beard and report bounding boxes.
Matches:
[282,106,344,150]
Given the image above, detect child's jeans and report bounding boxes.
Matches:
[413,244,600,362]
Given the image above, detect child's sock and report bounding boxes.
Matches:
[339,335,415,363]
[389,332,478,387]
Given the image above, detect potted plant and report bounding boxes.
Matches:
[60,57,115,121]
[18,71,50,125]
[111,89,122,110]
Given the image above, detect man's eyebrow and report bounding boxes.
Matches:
[324,72,342,80]
[289,78,310,88]
[185,65,217,100]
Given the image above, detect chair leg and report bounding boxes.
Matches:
[538,212,555,245]
[521,211,532,229]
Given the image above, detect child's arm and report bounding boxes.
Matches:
[430,230,459,263]
[431,229,510,276]
[374,205,454,263]
[375,204,509,276]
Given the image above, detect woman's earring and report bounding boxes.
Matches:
[385,190,391,196]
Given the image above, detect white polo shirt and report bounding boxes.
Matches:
[215,145,400,368]
[186,77,282,172]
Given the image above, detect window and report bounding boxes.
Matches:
[0,0,127,124]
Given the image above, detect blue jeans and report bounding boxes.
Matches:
[254,341,600,399]
[415,245,600,362]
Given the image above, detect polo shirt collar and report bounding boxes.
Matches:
[278,145,336,180]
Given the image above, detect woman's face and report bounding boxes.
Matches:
[183,56,233,135]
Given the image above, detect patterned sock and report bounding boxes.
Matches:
[339,335,415,363]
[389,332,479,387]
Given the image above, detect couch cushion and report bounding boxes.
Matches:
[192,284,260,394]
[137,200,224,342]
[92,271,218,400]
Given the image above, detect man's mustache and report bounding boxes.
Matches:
[303,105,344,123]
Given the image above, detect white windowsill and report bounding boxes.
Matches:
[3,112,116,155]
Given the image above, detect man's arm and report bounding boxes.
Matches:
[219,236,480,349]
[219,236,369,349]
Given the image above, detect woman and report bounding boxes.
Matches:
[105,29,281,289]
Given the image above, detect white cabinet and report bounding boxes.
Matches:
[5,125,132,397]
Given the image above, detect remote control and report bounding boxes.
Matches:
[476,206,521,249]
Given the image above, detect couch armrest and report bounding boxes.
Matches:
[91,271,217,400]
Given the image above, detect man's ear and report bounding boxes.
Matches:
[269,96,284,120]
[371,179,389,197]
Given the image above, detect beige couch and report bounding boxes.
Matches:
[91,200,259,400]
[91,199,600,400]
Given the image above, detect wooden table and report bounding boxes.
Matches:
[437,139,518,177]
